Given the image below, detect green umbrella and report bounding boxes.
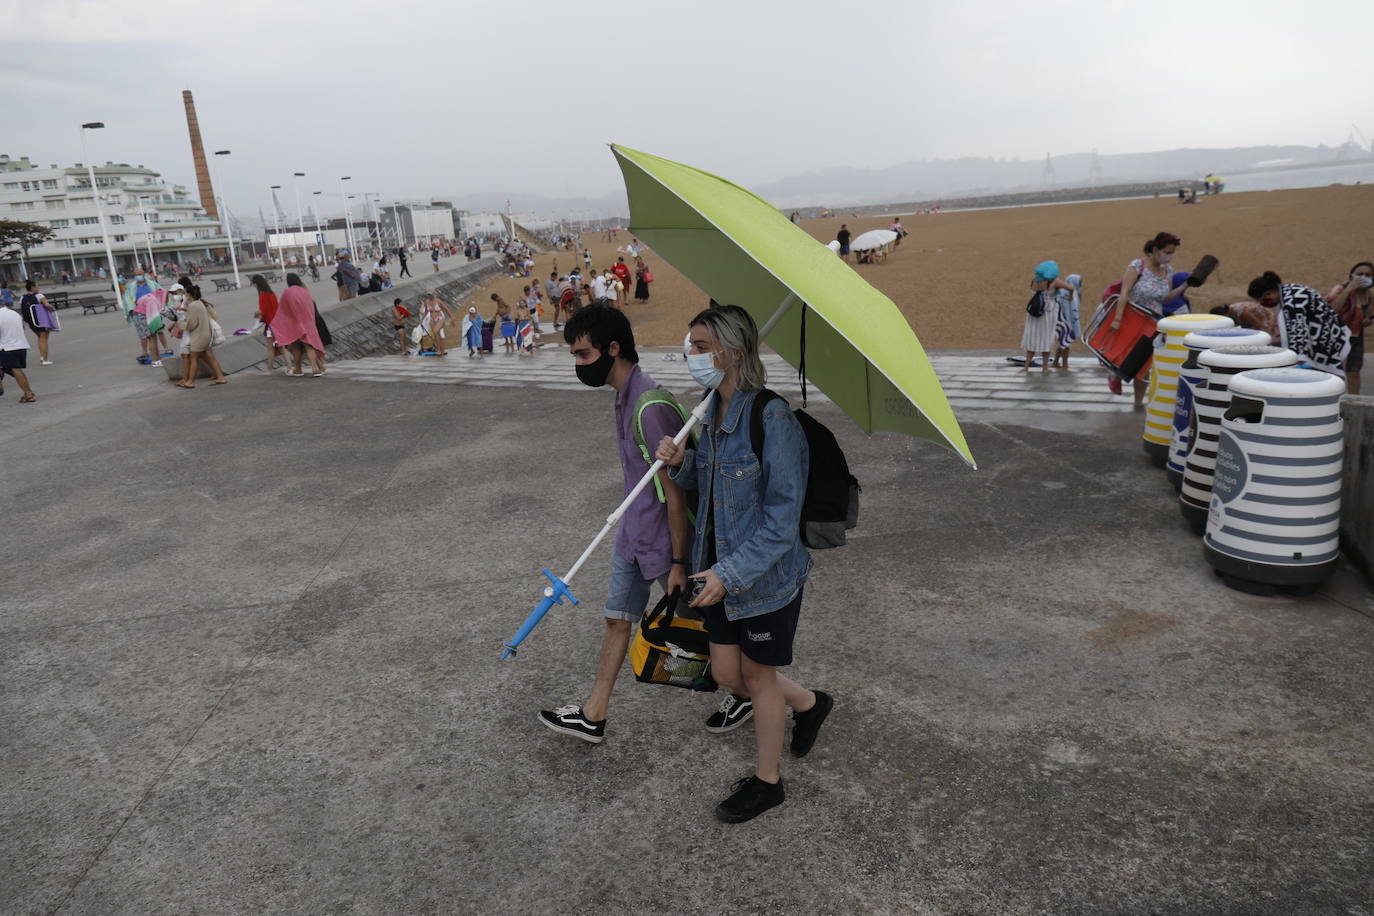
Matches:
[611,144,975,468]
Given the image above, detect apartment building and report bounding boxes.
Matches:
[0,154,229,279]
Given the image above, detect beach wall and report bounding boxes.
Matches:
[1340,394,1374,582]
[162,257,504,379]
[864,181,1201,215]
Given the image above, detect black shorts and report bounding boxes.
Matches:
[703,586,803,667]
[0,349,28,371]
[1346,335,1364,374]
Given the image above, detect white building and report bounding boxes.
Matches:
[0,154,230,281]
[380,204,455,245]
[463,212,511,238]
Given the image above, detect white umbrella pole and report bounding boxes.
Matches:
[758,292,800,339]
[562,389,715,584]
[500,390,715,659]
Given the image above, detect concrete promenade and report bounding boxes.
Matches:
[2,351,1372,914]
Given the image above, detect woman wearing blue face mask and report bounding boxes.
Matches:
[655,304,833,825]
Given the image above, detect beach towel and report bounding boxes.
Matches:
[1277,284,1351,377]
[270,286,326,352]
[1054,274,1082,348]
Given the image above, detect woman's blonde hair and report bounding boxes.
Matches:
[690,305,767,391]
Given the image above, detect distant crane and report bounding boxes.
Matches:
[1042,152,1057,186]
[1088,149,1105,185]
[1353,124,1371,155]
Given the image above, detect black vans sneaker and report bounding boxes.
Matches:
[714,775,785,823]
[705,693,754,733]
[790,690,833,758]
[538,704,606,744]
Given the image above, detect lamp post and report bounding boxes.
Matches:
[134,195,157,278]
[210,150,241,288]
[269,185,286,273]
[79,122,123,308]
[339,176,355,256]
[310,191,328,263]
[291,171,309,266]
[362,192,381,259]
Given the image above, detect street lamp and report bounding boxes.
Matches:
[339,176,355,257]
[210,150,241,288]
[269,185,286,273]
[291,171,309,267]
[79,122,123,309]
[361,192,381,258]
[310,191,328,264]
[134,195,157,278]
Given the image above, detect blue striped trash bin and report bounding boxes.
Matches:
[1180,345,1298,534]
[1167,327,1272,492]
[1203,367,1347,594]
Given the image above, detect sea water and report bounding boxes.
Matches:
[1213,160,1374,192]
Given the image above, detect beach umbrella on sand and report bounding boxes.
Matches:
[499,144,973,659]
[850,228,898,251]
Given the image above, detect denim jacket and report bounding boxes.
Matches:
[668,388,811,620]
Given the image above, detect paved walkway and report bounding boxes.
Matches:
[5,350,1371,914]
[328,348,1133,414]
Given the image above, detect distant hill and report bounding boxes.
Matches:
[457,144,1371,220]
[750,145,1370,208]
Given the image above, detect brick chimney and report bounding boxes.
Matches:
[182,90,216,219]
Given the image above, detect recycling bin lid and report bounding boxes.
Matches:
[1157,314,1234,333]
[1182,327,1271,350]
[1229,366,1347,399]
[1198,345,1298,369]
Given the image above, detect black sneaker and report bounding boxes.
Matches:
[705,693,754,733]
[714,774,785,823]
[790,690,832,758]
[538,704,605,744]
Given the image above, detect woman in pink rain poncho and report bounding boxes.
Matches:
[270,273,327,377]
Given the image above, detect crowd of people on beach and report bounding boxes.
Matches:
[1018,231,1371,398]
[382,242,658,361]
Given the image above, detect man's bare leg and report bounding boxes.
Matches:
[581,618,633,722]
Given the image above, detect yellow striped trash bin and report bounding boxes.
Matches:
[1180,345,1297,534]
[1167,327,1273,491]
[1143,314,1233,465]
[1203,367,1346,594]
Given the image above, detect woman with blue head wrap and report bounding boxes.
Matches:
[1021,260,1077,373]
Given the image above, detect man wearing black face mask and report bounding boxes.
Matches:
[539,305,692,744]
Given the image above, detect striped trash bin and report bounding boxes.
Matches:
[1166,327,1273,491]
[1143,314,1234,465]
[1180,345,1298,534]
[1203,367,1346,595]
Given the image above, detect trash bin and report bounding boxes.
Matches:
[1180,345,1297,534]
[1167,327,1272,491]
[1144,314,1234,465]
[1203,367,1346,595]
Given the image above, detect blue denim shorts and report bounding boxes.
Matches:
[604,550,668,622]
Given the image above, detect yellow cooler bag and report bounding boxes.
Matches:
[629,591,716,691]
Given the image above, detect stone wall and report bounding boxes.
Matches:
[319,258,505,361]
[162,257,504,379]
[1339,394,1374,582]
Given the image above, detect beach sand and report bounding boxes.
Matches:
[473,184,1374,351]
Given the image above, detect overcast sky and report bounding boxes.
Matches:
[2,0,1368,221]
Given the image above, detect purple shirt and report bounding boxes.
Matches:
[614,364,684,579]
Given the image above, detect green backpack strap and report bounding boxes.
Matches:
[633,387,695,504]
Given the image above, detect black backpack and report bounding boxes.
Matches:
[749,388,860,549]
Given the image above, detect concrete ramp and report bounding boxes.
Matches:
[163,257,504,379]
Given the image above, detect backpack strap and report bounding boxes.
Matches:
[633,387,690,504]
[749,388,783,464]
